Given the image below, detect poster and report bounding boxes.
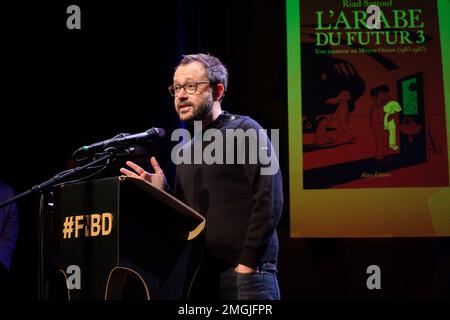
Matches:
[287,0,450,237]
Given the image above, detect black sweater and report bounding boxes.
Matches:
[174,112,283,269]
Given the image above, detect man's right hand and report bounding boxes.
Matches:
[120,157,167,191]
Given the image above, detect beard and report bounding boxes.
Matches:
[178,94,214,123]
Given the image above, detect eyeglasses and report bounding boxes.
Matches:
[168,81,210,96]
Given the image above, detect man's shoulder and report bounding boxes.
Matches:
[222,113,263,130]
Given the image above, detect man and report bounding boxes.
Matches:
[120,53,283,300]
[0,181,19,298]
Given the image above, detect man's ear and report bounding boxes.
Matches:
[213,83,225,101]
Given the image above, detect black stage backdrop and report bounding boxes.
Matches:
[1,1,448,300]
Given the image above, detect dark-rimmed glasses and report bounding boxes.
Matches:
[168,81,210,96]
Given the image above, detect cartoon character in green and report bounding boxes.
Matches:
[383,101,402,151]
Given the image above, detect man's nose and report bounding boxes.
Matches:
[176,87,189,98]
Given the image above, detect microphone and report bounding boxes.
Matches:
[73,128,165,159]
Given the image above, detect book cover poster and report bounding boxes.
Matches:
[300,0,449,189]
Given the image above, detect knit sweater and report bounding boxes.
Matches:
[174,112,283,269]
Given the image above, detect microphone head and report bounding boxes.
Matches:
[73,128,166,161]
[147,127,165,138]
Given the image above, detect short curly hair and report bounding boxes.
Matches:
[176,53,228,95]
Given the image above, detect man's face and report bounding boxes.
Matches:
[173,61,214,122]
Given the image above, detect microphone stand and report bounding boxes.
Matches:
[0,147,134,208]
[0,146,136,300]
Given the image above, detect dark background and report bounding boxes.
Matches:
[1,0,449,299]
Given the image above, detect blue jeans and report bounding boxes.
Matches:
[219,262,280,300]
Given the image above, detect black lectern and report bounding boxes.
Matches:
[44,176,205,300]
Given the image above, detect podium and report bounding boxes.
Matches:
[44,176,205,300]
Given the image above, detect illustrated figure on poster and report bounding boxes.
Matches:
[370,85,391,161]
[325,90,354,144]
[383,101,402,151]
[314,115,333,145]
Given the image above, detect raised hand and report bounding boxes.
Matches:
[120,157,167,190]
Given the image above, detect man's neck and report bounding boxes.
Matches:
[201,102,222,128]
